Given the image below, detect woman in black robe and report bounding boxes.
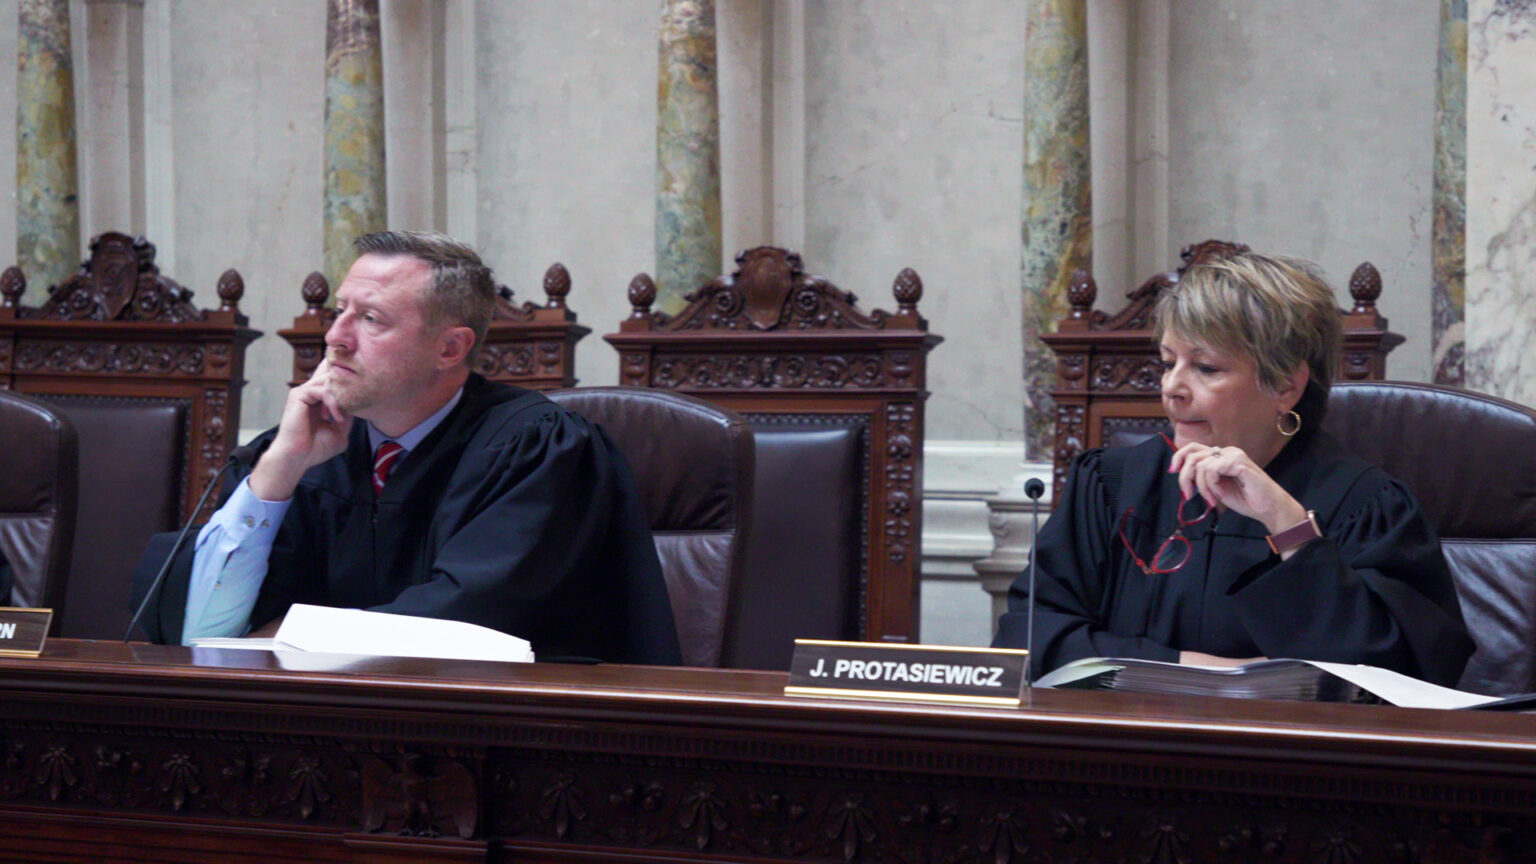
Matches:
[993,248,1473,686]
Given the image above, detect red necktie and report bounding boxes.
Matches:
[372,440,404,495]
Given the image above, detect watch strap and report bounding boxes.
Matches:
[1267,509,1322,556]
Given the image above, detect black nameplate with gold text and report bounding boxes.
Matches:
[785,639,1029,706]
[0,608,52,657]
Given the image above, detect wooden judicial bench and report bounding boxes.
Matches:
[1,641,1534,863]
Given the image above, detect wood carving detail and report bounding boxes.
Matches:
[0,725,361,827]
[650,354,885,390]
[1053,403,1086,503]
[14,341,208,377]
[648,247,889,333]
[1090,356,1164,393]
[884,402,917,567]
[360,753,478,839]
[484,749,1536,864]
[17,233,210,323]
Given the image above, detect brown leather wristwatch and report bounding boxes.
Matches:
[1267,509,1322,556]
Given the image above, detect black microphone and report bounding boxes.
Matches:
[1023,477,1046,684]
[124,444,258,641]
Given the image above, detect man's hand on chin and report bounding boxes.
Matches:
[249,358,354,502]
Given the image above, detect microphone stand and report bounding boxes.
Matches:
[1023,477,1045,685]
[124,445,256,641]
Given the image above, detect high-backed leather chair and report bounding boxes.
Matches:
[281,264,589,390]
[0,389,77,631]
[1324,381,1536,696]
[548,387,753,667]
[0,233,258,638]
[1042,239,1403,504]
[606,247,941,669]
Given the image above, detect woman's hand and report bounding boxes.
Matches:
[1170,443,1308,544]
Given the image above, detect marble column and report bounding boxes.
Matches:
[323,0,386,289]
[655,0,722,314]
[1021,0,1091,460]
[1464,0,1536,407]
[1431,0,1468,386]
[16,0,80,299]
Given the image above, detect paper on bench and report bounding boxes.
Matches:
[273,604,534,663]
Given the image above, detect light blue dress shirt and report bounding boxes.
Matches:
[181,388,464,643]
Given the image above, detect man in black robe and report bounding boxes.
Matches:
[138,231,680,665]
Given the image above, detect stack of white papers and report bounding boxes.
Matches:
[189,604,534,664]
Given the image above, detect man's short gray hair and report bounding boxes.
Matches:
[354,230,495,363]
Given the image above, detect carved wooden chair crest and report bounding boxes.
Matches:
[1041,239,1403,503]
[0,231,258,637]
[279,263,590,390]
[607,246,941,667]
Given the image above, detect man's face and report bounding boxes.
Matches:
[323,253,446,420]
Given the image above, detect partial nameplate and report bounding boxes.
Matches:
[785,639,1029,707]
[0,608,52,657]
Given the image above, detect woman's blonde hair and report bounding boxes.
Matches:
[1154,248,1343,424]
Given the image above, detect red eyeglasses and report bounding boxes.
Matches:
[1116,435,1214,575]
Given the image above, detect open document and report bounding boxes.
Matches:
[189,604,534,664]
[1034,656,1500,710]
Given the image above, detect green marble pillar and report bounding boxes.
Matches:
[655,0,722,314]
[1021,0,1091,460]
[1431,0,1467,386]
[16,0,80,300]
[323,0,387,289]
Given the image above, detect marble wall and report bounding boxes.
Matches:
[1465,0,1536,407]
[1162,0,1441,383]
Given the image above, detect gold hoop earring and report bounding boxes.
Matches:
[1277,410,1301,437]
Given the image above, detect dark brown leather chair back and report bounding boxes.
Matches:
[1324,381,1536,696]
[549,387,754,667]
[0,232,258,638]
[0,389,77,629]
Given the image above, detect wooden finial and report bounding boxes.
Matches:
[628,273,657,319]
[1348,262,1381,315]
[300,271,330,314]
[892,267,923,315]
[544,263,572,308]
[217,269,244,311]
[1067,268,1097,319]
[0,266,24,308]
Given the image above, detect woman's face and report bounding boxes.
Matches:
[1159,330,1295,464]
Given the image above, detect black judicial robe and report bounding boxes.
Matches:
[136,375,682,666]
[993,428,1473,687]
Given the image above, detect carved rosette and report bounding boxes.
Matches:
[884,403,917,567]
[649,354,884,391]
[476,343,537,379]
[1089,356,1163,393]
[13,341,208,377]
[294,344,324,380]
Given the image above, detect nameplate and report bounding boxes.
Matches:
[0,608,52,657]
[784,639,1029,707]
